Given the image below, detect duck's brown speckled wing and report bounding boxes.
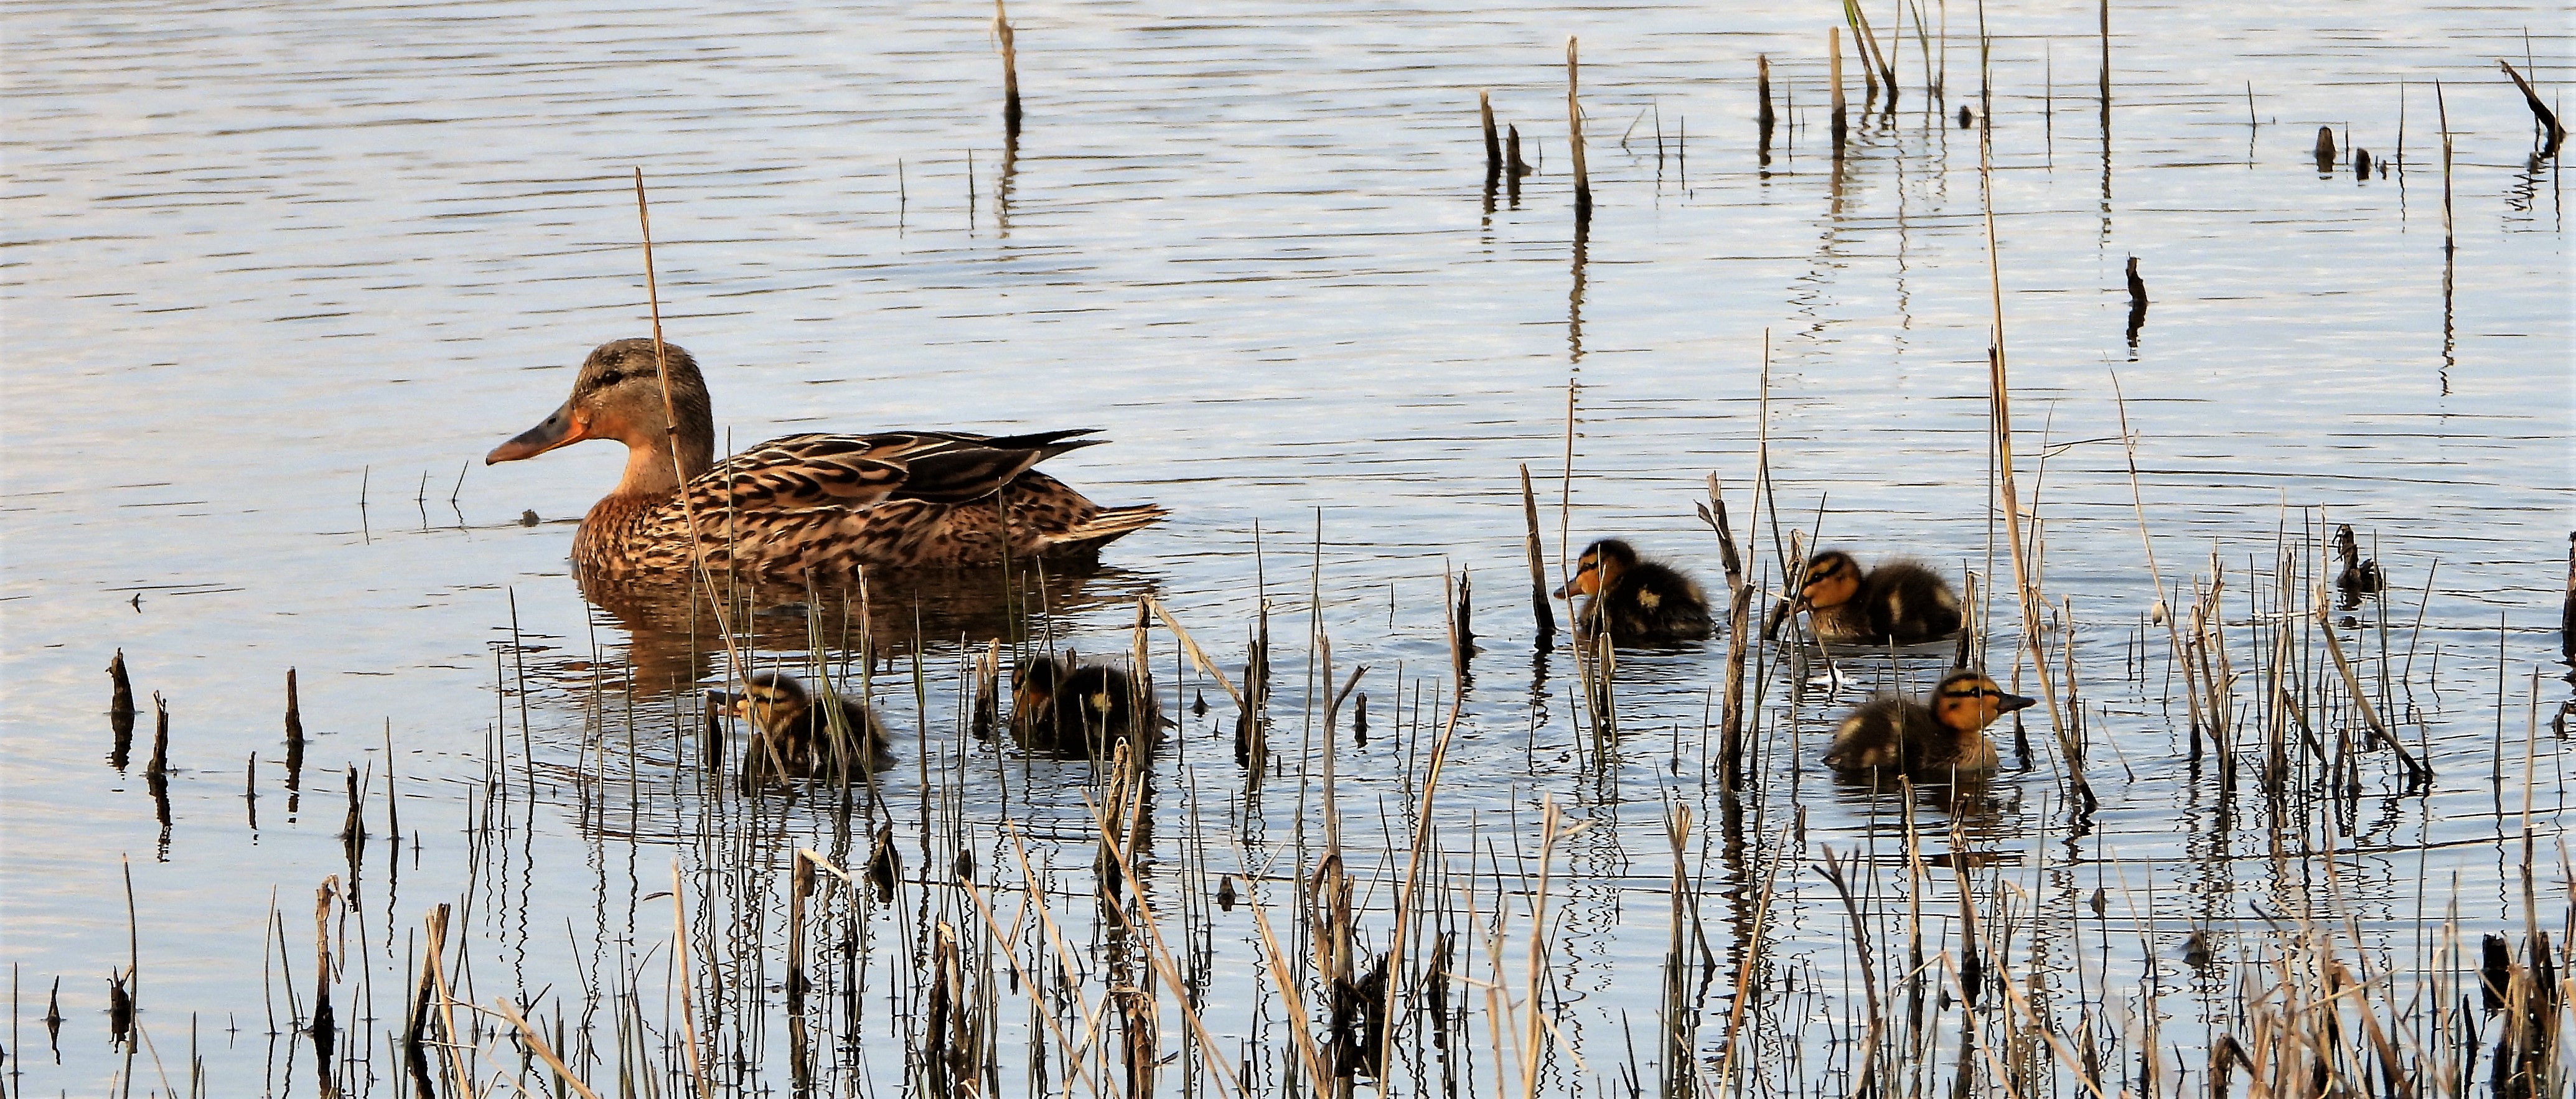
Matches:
[704,434,912,510]
[588,446,1155,575]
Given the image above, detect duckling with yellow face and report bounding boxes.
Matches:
[1824,670,2033,775]
[716,672,895,786]
[1552,539,1714,644]
[1011,654,1158,756]
[1769,550,1962,645]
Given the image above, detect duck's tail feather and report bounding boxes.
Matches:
[1045,503,1168,555]
[983,428,1108,464]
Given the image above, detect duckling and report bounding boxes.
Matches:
[1769,550,1961,645]
[1824,670,2033,775]
[1550,539,1713,644]
[2333,525,2386,596]
[1011,654,1159,755]
[715,672,894,786]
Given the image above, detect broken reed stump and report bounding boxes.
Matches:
[1696,475,1754,785]
[106,648,137,746]
[339,766,365,859]
[2125,255,2148,344]
[2560,531,2573,659]
[1567,37,1591,223]
[2354,147,2372,179]
[970,640,1000,740]
[1756,54,1776,157]
[311,881,339,1094]
[107,650,137,767]
[146,692,170,778]
[1448,568,1474,678]
[2314,125,2338,172]
[284,668,306,790]
[995,0,1021,136]
[1847,1,1895,112]
[2498,59,2566,157]
[1479,90,1500,186]
[786,851,814,1011]
[1519,463,1555,640]
[1829,27,1849,153]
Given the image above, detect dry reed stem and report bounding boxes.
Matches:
[993,0,1021,131]
[1976,116,2087,808]
[1376,647,1466,1076]
[1520,464,1554,637]
[1829,26,1849,151]
[2498,59,2565,155]
[422,904,472,1099]
[2312,585,2428,784]
[668,860,711,1099]
[1566,37,1590,219]
[1146,597,1244,711]
[495,997,601,1099]
[1712,822,1794,1088]
[1480,90,1501,182]
[1229,836,1331,1086]
[955,868,1101,1096]
[630,172,757,706]
[998,826,1106,1078]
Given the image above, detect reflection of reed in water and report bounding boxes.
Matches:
[569,563,1161,698]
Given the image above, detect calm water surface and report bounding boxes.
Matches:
[3,0,2569,1093]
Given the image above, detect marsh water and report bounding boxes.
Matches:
[3,0,2570,1094]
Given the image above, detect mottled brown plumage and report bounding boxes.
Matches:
[1823,671,2032,776]
[1769,550,1962,645]
[487,339,1166,576]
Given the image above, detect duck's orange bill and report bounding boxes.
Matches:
[1551,564,1598,599]
[486,400,586,464]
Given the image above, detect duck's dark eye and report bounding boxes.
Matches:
[593,369,624,388]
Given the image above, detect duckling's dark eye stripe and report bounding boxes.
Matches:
[594,369,624,386]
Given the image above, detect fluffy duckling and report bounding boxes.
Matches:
[2333,525,2386,596]
[1824,671,2033,776]
[1551,539,1714,644]
[1769,550,1961,645]
[1011,654,1159,755]
[716,673,895,785]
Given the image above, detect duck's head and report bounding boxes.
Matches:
[486,339,715,485]
[1792,550,1864,612]
[722,671,813,736]
[1930,671,2035,734]
[1554,539,1641,599]
[2333,523,2359,561]
[1013,655,1068,714]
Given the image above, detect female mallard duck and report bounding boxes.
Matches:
[1768,550,1961,645]
[485,339,1166,576]
[714,672,895,785]
[1552,539,1713,644]
[1011,653,1158,755]
[1824,670,2033,775]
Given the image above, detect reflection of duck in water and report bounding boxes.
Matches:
[576,566,1159,699]
[1552,539,1713,644]
[1011,653,1158,756]
[1769,550,1961,645]
[485,339,1166,577]
[1824,671,2032,777]
[713,672,894,787]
